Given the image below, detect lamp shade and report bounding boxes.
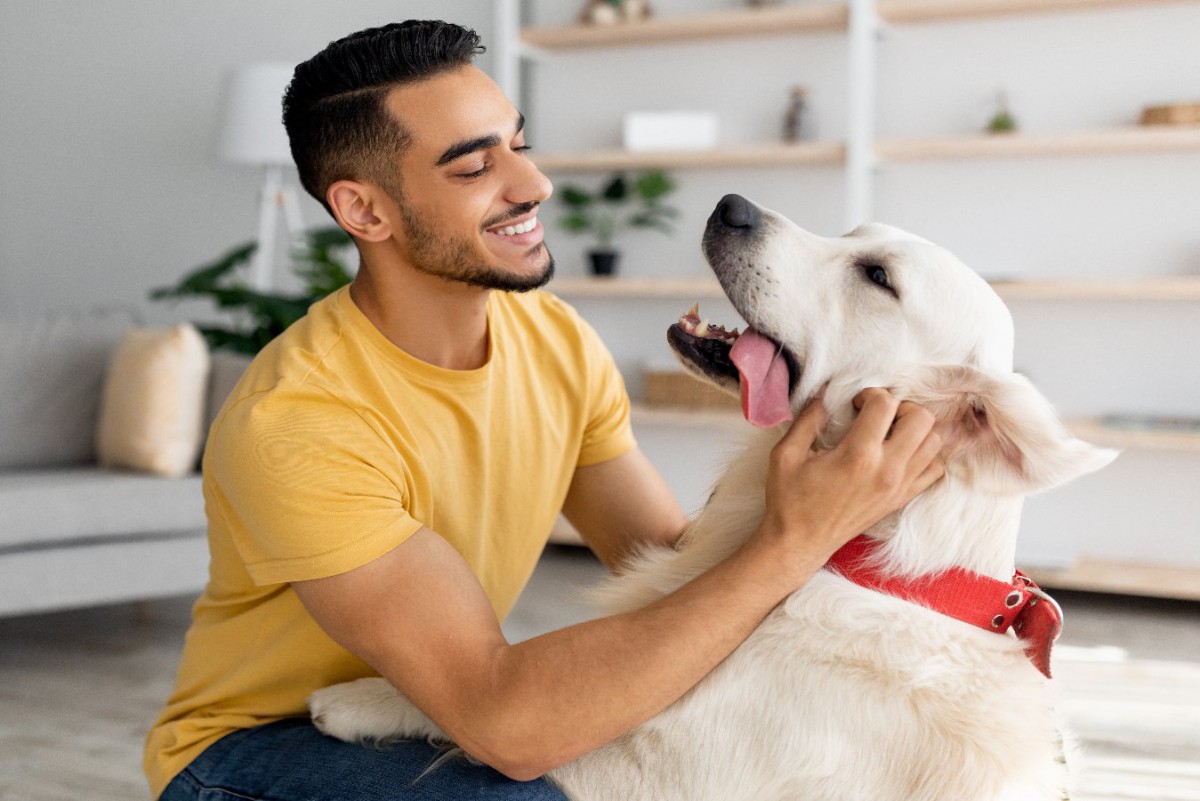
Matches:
[217,63,295,166]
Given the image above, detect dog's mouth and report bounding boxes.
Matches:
[668,304,802,428]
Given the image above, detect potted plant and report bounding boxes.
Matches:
[151,227,354,354]
[558,170,678,277]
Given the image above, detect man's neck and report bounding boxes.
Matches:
[349,260,491,371]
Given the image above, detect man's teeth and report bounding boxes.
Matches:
[494,217,537,236]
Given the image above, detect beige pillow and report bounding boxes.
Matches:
[97,323,211,477]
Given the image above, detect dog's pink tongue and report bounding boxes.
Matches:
[730,328,793,428]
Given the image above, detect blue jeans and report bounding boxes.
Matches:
[160,718,568,800]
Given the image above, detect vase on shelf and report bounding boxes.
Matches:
[588,250,620,277]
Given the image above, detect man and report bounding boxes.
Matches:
[146,20,943,801]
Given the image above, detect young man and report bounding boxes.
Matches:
[146,20,943,801]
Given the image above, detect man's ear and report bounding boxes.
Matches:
[326,180,393,243]
[892,364,1118,495]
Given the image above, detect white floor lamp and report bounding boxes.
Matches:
[217,63,304,291]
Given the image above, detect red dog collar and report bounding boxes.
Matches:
[825,535,1063,678]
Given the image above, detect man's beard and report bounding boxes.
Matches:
[400,200,555,293]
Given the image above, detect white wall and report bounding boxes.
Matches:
[0,0,496,320]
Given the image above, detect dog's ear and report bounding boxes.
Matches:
[893,365,1118,495]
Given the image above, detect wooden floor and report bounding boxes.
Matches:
[1,545,1198,801]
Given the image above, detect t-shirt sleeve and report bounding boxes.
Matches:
[207,388,423,586]
[573,313,637,468]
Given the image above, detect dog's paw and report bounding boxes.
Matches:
[309,677,443,745]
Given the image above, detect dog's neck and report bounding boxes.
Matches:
[869,476,1025,582]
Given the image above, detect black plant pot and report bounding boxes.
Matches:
[588,250,620,277]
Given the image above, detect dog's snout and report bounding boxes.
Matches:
[712,194,760,232]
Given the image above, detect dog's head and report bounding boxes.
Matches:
[670,194,1115,496]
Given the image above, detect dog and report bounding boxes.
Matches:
[309,194,1117,800]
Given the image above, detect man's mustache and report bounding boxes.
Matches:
[482,202,539,230]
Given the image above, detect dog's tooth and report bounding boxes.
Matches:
[696,320,710,338]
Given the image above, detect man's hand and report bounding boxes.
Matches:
[755,387,944,578]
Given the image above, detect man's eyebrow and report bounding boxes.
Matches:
[435,113,526,167]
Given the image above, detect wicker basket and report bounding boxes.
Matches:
[644,370,740,411]
[1140,103,1200,126]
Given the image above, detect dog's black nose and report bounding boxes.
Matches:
[713,194,760,231]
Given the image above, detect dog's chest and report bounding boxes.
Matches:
[565,578,1067,801]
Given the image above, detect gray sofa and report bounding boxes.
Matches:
[0,309,247,617]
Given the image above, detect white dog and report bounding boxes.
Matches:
[310,195,1116,800]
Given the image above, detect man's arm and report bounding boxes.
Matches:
[561,446,688,570]
[292,389,943,782]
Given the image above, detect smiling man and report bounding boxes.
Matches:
[144,20,943,801]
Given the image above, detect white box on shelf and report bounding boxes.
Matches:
[623,111,719,152]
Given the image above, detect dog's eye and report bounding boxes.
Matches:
[863,264,891,291]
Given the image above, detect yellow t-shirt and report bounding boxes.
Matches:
[144,286,634,798]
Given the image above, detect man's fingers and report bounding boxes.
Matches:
[780,390,828,453]
[910,446,947,496]
[887,401,938,453]
[844,388,900,447]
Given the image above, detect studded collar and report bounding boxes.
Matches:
[825,535,1064,679]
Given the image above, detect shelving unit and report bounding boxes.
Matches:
[633,404,1200,455]
[515,0,1200,597]
[521,0,1196,49]
[532,141,845,172]
[522,4,847,50]
[533,128,1200,172]
[550,275,1200,302]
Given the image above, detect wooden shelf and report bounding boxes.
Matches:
[877,126,1200,162]
[632,405,744,429]
[532,128,1199,173]
[522,5,847,50]
[1022,557,1200,601]
[630,404,1200,452]
[522,1,1194,51]
[1069,419,1200,451]
[878,0,1197,25]
[532,141,844,172]
[992,276,1200,301]
[550,275,723,299]
[550,275,1200,302]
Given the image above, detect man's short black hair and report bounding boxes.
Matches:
[282,20,485,216]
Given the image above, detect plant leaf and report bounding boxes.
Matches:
[600,174,628,202]
[560,186,593,207]
[633,171,675,201]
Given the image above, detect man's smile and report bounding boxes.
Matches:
[485,213,544,247]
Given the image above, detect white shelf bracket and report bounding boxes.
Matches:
[494,0,523,109]
[845,0,880,229]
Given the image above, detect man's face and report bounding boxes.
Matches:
[381,66,555,291]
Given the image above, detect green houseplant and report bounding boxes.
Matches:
[151,227,354,355]
[558,170,678,276]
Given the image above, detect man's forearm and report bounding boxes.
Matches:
[440,531,826,780]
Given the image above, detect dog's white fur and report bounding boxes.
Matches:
[309,203,1116,800]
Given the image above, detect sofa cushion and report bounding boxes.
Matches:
[0,308,135,470]
[205,350,253,439]
[0,467,204,551]
[97,323,211,477]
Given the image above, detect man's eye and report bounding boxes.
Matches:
[514,145,532,154]
[459,164,489,179]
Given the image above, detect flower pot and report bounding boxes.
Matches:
[588,250,620,277]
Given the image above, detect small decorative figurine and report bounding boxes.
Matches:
[580,0,652,25]
[783,85,815,142]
